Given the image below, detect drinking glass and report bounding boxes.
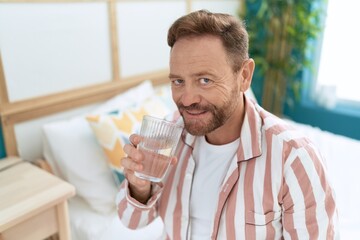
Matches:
[134,115,183,182]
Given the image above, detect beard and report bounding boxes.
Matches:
[176,87,240,136]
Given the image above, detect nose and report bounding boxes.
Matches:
[178,85,201,107]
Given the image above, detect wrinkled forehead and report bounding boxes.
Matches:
[170,35,227,61]
[169,35,233,73]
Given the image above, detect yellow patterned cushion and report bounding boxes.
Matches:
[86,96,171,185]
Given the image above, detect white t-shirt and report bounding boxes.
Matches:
[190,136,240,239]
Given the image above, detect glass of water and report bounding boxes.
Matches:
[134,115,183,182]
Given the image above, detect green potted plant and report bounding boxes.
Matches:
[240,0,325,115]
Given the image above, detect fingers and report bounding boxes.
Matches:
[121,136,151,197]
[123,168,149,186]
[129,134,142,147]
[122,134,143,177]
[123,143,143,163]
[121,142,151,202]
[121,155,142,173]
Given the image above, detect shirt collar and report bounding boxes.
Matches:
[237,95,263,161]
[177,94,263,160]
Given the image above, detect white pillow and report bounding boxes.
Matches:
[42,81,156,214]
[43,117,118,214]
[92,80,154,114]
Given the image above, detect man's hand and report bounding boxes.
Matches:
[122,133,178,204]
[121,134,151,204]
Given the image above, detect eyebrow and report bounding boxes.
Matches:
[168,73,181,79]
[192,71,216,78]
[168,71,217,79]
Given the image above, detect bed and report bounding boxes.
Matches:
[1,1,359,239]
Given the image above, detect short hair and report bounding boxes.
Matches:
[167,9,249,72]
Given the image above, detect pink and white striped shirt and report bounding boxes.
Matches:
[117,96,339,239]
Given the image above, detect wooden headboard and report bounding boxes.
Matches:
[0,0,241,160]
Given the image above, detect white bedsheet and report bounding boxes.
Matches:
[68,197,164,240]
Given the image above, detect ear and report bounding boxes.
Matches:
[238,58,255,92]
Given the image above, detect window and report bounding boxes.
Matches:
[317,0,360,104]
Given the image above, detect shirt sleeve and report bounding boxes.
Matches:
[281,143,339,239]
[116,180,164,229]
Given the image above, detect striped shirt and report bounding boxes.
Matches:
[117,95,339,239]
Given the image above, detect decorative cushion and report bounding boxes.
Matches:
[86,95,172,186]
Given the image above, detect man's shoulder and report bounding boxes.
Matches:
[255,106,312,149]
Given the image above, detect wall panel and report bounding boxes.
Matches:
[116,1,187,77]
[0,2,112,101]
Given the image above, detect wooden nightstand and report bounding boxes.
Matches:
[0,157,75,240]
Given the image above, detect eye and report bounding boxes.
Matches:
[199,78,211,85]
[171,79,184,86]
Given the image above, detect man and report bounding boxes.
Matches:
[117,10,338,239]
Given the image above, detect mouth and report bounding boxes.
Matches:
[182,109,208,118]
[177,103,213,120]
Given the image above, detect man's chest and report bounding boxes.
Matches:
[160,151,284,239]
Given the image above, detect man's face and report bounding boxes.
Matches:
[169,35,242,136]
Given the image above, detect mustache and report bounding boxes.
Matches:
[177,103,215,112]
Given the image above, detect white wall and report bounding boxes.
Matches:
[0,2,112,101]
